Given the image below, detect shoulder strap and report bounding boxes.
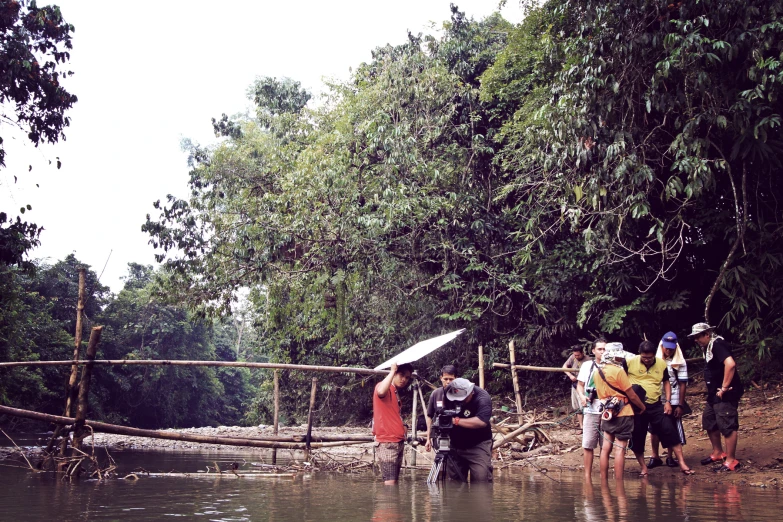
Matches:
[595,365,628,398]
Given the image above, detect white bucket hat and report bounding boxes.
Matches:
[687,322,715,338]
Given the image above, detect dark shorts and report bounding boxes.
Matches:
[376,441,404,481]
[702,401,740,437]
[632,401,680,453]
[600,415,634,441]
[447,439,493,482]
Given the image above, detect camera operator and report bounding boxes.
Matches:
[430,378,493,482]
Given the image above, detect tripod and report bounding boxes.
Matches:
[426,437,466,483]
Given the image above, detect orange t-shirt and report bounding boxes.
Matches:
[593,364,634,417]
[372,383,405,442]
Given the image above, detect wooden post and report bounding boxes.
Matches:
[410,380,418,466]
[478,344,485,389]
[46,268,86,457]
[65,267,86,417]
[272,370,280,465]
[509,340,523,417]
[72,327,103,445]
[305,377,317,461]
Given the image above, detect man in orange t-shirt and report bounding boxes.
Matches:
[594,343,646,480]
[373,362,413,484]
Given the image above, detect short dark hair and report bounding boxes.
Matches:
[396,363,414,375]
[572,346,585,353]
[440,364,458,377]
[639,340,656,355]
[594,337,607,347]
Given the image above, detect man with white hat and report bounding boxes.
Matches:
[689,322,744,472]
[440,377,493,481]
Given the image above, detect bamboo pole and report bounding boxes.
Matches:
[0,359,390,375]
[478,344,485,389]
[508,340,523,417]
[72,327,103,450]
[305,377,317,460]
[65,267,86,418]
[272,369,280,465]
[0,405,370,449]
[494,363,578,373]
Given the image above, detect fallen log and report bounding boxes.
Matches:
[492,421,559,449]
[0,405,370,449]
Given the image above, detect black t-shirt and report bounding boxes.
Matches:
[705,339,744,404]
[443,386,493,449]
[427,387,446,419]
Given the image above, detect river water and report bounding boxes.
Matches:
[0,442,779,521]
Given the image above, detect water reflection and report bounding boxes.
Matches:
[0,450,778,521]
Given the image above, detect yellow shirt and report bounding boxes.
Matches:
[627,355,668,404]
[593,364,633,417]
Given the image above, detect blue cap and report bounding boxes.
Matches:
[661,331,678,349]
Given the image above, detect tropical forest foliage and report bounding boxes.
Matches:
[3,1,783,428]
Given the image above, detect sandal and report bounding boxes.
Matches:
[700,453,726,465]
[714,461,742,473]
[638,471,648,477]
[666,457,679,467]
[681,468,695,475]
[647,457,663,469]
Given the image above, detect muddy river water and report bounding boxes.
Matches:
[0,446,780,521]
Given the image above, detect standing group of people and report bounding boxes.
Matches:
[371,321,743,484]
[573,322,743,481]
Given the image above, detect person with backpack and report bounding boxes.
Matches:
[576,338,606,479]
[593,342,647,480]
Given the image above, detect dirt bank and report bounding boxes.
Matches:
[3,389,780,488]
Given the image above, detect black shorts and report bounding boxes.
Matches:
[631,401,680,453]
[702,401,740,437]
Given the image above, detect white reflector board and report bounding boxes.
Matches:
[374,329,466,370]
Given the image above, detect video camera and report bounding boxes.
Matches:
[431,405,461,453]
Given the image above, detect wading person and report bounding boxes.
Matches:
[577,338,606,479]
[650,332,689,468]
[372,362,413,485]
[594,343,646,481]
[424,364,457,452]
[689,323,744,472]
[435,378,493,482]
[563,346,591,430]
[627,340,694,476]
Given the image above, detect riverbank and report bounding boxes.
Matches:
[3,388,780,488]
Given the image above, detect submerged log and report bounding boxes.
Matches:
[135,472,295,478]
[0,405,371,449]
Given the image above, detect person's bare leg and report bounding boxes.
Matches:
[650,433,661,459]
[707,429,725,459]
[614,440,628,478]
[724,431,739,467]
[670,444,692,472]
[633,450,648,475]
[583,448,594,479]
[600,437,614,481]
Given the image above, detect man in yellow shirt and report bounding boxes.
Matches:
[627,341,694,476]
[594,343,646,481]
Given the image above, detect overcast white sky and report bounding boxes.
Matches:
[1,1,523,292]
